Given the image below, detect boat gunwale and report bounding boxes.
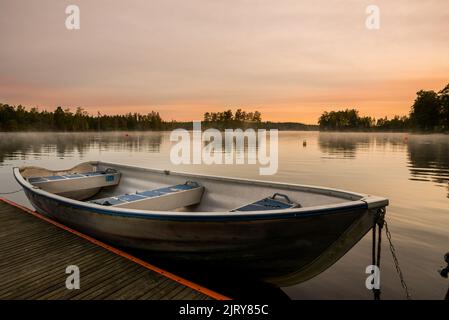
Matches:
[13,162,388,221]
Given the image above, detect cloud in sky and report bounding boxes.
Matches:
[1,0,448,123]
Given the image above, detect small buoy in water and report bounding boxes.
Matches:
[302,140,307,147]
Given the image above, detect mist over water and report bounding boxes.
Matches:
[0,131,448,299]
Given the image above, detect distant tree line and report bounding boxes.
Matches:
[9,81,447,133]
[0,105,167,131]
[203,109,262,129]
[318,109,375,131]
[0,105,316,131]
[202,109,316,130]
[319,83,449,132]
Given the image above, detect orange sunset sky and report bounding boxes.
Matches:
[1,0,448,124]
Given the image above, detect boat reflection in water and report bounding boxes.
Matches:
[131,217,386,300]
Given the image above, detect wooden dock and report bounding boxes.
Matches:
[0,198,229,300]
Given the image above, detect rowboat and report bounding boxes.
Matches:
[13,161,388,286]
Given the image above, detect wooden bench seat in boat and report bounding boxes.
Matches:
[90,181,204,211]
[232,193,301,212]
[26,169,121,198]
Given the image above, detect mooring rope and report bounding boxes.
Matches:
[372,208,412,300]
[384,220,412,300]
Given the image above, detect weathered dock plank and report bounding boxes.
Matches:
[0,199,229,300]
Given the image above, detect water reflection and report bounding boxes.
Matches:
[317,132,410,159]
[406,136,449,198]
[317,133,449,197]
[0,132,163,164]
[318,133,361,158]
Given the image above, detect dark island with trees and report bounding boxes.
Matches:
[1,83,448,132]
[319,83,449,132]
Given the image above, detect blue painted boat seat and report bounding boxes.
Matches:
[90,181,204,210]
[25,168,121,200]
[28,171,113,184]
[233,193,300,212]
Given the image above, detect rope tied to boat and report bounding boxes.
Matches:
[370,208,412,300]
[384,217,412,300]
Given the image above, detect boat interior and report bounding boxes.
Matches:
[19,162,364,213]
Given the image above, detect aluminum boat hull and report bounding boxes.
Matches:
[14,161,388,286]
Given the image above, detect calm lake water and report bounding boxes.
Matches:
[0,131,448,299]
